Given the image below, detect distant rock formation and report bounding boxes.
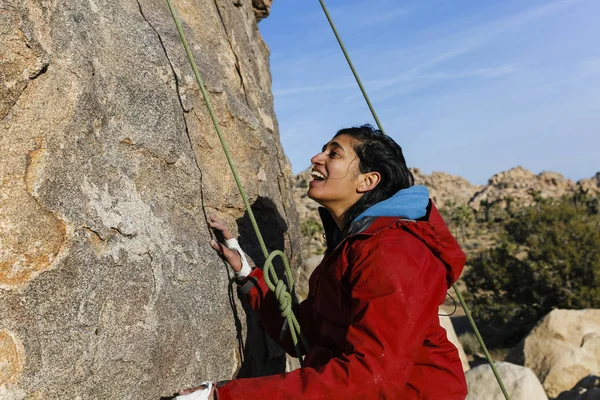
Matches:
[1,0,302,397]
[578,172,600,195]
[468,166,598,210]
[293,169,320,222]
[410,168,482,209]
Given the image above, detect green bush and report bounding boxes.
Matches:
[440,202,475,242]
[300,217,323,238]
[459,332,482,356]
[464,192,600,343]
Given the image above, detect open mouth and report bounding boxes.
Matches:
[311,170,326,181]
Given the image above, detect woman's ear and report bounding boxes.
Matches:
[357,171,381,193]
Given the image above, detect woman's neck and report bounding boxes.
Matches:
[326,206,346,231]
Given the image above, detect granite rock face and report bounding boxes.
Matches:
[252,0,273,21]
[0,0,301,398]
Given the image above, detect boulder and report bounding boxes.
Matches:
[466,361,548,400]
[295,255,324,300]
[0,0,302,398]
[505,309,600,398]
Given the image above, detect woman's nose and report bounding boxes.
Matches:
[311,152,325,166]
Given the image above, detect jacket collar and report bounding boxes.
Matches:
[318,207,407,254]
[318,207,341,251]
[317,202,466,287]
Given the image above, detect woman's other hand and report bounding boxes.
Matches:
[177,382,215,399]
[208,215,242,273]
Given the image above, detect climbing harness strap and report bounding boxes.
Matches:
[318,1,510,398]
[165,0,309,363]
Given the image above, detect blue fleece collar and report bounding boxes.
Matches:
[353,185,429,222]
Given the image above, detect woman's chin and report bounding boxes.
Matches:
[306,187,324,204]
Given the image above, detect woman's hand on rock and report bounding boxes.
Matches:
[208,215,242,273]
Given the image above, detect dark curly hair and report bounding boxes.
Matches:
[336,124,414,228]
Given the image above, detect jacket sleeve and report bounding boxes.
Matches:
[219,233,449,399]
[240,267,319,356]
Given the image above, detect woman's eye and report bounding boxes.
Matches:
[328,151,338,158]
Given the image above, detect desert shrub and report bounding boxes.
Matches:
[300,217,323,238]
[459,332,482,356]
[440,202,475,242]
[464,192,600,344]
[315,245,326,256]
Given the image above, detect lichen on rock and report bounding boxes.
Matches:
[0,330,22,386]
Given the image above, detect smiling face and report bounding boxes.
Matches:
[307,125,410,229]
[307,134,369,222]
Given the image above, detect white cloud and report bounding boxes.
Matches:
[472,65,520,78]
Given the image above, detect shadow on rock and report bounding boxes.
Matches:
[233,196,290,378]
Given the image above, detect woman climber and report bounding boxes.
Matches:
[178,124,468,399]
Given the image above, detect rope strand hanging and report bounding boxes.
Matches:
[318,0,510,398]
[165,0,309,363]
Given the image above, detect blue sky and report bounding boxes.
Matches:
[259,0,599,184]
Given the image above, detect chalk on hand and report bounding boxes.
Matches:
[175,381,213,400]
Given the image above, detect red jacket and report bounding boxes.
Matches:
[219,203,468,399]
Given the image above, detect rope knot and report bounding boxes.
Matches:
[274,280,293,318]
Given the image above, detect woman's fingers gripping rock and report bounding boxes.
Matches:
[208,215,234,240]
[210,239,242,273]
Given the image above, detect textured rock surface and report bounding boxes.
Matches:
[0,0,302,398]
[466,361,548,400]
[505,309,600,398]
[252,0,272,21]
[0,330,22,387]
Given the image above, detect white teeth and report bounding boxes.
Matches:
[311,170,325,180]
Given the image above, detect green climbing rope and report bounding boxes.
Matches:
[453,286,510,398]
[165,0,309,363]
[263,250,310,353]
[318,1,511,399]
[318,0,385,135]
